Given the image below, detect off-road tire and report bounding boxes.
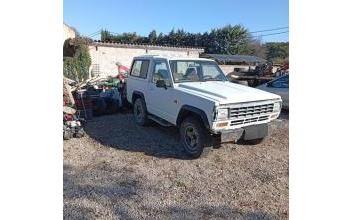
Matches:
[180,116,209,159]
[133,98,149,126]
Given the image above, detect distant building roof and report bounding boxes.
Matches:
[90,40,204,52]
[202,54,266,63]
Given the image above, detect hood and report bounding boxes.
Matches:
[175,81,281,104]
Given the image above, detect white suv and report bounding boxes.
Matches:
[127,55,282,158]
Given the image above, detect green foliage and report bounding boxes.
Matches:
[247,39,267,59]
[272,57,289,65]
[206,25,251,54]
[265,42,289,62]
[101,29,148,44]
[63,38,91,82]
[148,30,157,44]
[100,26,289,61]
[101,25,254,55]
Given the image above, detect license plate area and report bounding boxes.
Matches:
[243,123,268,140]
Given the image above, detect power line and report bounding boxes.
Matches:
[89,28,288,39]
[89,32,101,37]
[253,31,289,38]
[249,27,288,34]
[87,32,100,37]
[86,30,101,37]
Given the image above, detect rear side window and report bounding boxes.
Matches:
[130,60,150,78]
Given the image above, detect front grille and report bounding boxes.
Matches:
[230,115,269,126]
[229,103,274,119]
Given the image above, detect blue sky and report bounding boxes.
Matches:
[64,0,288,42]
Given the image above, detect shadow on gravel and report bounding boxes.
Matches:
[84,112,192,160]
[279,109,289,120]
[64,164,281,220]
[83,111,288,159]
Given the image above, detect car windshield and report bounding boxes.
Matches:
[169,60,228,83]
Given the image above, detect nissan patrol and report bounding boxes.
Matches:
[127,55,282,158]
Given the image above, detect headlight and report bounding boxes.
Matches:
[216,108,229,120]
[273,102,281,112]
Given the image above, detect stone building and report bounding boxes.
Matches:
[88,41,204,77]
[63,23,76,44]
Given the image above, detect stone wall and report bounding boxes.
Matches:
[63,23,76,44]
[88,42,203,77]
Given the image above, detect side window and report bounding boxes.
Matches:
[152,60,171,85]
[130,60,150,78]
[202,63,225,80]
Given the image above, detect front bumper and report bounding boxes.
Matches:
[218,128,244,143]
[217,124,267,143]
[215,119,285,143]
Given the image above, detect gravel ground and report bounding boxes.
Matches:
[64,112,289,220]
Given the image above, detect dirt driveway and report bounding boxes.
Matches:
[64,112,289,220]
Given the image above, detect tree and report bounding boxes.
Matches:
[99,25,284,56]
[249,39,267,58]
[265,42,289,62]
[63,38,91,82]
[148,30,157,44]
[101,30,110,41]
[206,25,251,54]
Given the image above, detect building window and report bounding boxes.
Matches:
[91,64,100,77]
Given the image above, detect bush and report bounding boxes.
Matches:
[63,38,91,82]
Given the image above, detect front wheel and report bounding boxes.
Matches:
[133,98,149,126]
[180,116,209,159]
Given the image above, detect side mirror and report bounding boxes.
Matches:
[267,82,273,87]
[156,80,167,89]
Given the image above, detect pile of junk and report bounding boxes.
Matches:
[63,73,127,140]
[63,78,85,140]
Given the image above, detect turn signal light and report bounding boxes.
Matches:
[270,113,279,119]
[217,122,228,127]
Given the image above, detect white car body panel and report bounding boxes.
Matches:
[127,55,282,133]
[175,81,281,104]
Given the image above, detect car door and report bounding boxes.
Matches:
[128,58,151,105]
[147,59,177,123]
